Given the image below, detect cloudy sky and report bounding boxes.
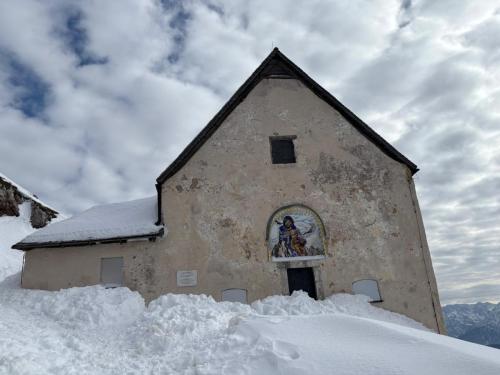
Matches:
[0,0,499,305]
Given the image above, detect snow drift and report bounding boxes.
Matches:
[1,194,498,374]
[0,275,499,375]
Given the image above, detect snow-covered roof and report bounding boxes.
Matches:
[14,197,163,249]
[0,172,57,212]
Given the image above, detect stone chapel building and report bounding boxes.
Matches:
[14,49,446,333]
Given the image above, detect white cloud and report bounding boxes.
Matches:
[0,0,498,304]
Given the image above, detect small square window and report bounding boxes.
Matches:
[352,279,382,302]
[221,288,248,303]
[270,137,296,164]
[100,257,124,288]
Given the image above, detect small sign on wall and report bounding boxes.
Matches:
[176,270,198,287]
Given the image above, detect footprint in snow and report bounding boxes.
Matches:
[272,340,300,360]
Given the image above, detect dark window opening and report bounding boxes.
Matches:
[287,267,317,299]
[270,137,296,164]
[100,257,124,288]
[221,288,248,303]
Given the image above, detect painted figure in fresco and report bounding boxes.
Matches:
[273,215,307,257]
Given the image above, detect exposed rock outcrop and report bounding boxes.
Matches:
[0,174,57,228]
[30,201,57,228]
[0,179,23,217]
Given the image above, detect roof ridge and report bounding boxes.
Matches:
[156,48,418,185]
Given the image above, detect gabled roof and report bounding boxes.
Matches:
[157,48,418,184]
[13,197,164,250]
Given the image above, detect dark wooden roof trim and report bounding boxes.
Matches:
[13,228,164,251]
[156,48,418,185]
[155,182,162,225]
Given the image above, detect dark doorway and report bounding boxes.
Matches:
[287,267,317,299]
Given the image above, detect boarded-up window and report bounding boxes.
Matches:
[270,137,296,164]
[221,288,247,303]
[352,279,382,302]
[100,257,123,288]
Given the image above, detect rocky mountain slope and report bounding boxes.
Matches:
[444,302,500,348]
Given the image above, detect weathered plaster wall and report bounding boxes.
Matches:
[22,239,162,301]
[158,78,444,332]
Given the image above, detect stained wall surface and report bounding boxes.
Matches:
[22,240,162,301]
[21,78,445,332]
[158,78,444,332]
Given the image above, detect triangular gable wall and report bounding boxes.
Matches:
[156,48,418,185]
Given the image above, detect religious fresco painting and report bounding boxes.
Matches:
[267,205,326,261]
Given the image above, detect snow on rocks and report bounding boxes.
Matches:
[0,282,499,374]
[0,202,35,280]
[0,172,57,212]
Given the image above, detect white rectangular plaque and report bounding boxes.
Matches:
[176,270,197,287]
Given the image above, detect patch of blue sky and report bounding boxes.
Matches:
[60,9,108,67]
[0,50,52,119]
[161,0,192,64]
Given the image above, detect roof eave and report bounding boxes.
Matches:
[13,227,165,251]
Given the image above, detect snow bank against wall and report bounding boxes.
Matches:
[0,277,499,375]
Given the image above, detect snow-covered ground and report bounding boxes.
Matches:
[1,199,499,374]
[0,273,499,375]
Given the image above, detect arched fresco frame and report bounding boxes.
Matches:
[266,204,327,262]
